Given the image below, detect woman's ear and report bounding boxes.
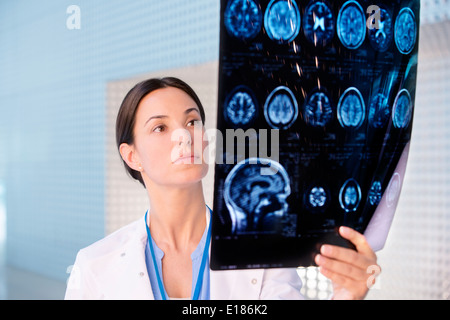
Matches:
[119,143,142,172]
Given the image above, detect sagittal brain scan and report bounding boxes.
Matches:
[395,8,417,54]
[264,0,301,43]
[368,6,393,52]
[224,158,291,234]
[212,0,419,270]
[224,86,258,127]
[264,86,298,129]
[337,87,365,129]
[303,1,335,47]
[337,1,366,49]
[224,0,263,41]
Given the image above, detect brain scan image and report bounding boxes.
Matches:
[368,93,390,128]
[337,87,365,129]
[308,186,328,208]
[224,158,291,234]
[264,0,301,43]
[395,7,417,54]
[264,86,298,129]
[368,181,382,206]
[392,89,412,129]
[224,0,263,41]
[368,7,393,52]
[214,0,419,270]
[337,1,366,50]
[303,1,335,47]
[339,178,362,213]
[303,90,333,127]
[224,86,258,127]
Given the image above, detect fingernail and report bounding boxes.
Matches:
[315,254,322,265]
[321,245,332,255]
[340,226,351,235]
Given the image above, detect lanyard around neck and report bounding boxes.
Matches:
[144,206,212,300]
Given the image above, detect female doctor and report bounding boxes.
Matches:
[65,77,379,300]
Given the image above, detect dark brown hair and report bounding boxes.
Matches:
[115,77,206,187]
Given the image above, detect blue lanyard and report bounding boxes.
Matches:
[144,206,212,300]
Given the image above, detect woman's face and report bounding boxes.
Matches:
[131,87,209,188]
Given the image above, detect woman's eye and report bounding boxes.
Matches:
[153,125,165,132]
[187,119,201,127]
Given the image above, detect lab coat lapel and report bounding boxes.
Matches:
[101,217,155,300]
[104,210,264,300]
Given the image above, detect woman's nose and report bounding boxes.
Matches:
[176,128,192,146]
[171,128,192,155]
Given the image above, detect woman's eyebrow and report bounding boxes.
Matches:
[184,107,200,116]
[144,108,200,126]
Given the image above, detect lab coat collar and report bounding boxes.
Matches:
[117,210,263,300]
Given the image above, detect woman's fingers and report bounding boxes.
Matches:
[338,226,377,260]
[318,243,373,270]
[315,251,369,281]
[314,227,381,299]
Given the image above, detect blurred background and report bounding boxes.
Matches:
[0,0,449,300]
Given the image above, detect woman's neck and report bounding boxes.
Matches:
[146,182,207,253]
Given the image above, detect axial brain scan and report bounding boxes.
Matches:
[224,85,258,127]
[264,0,301,43]
[337,87,366,129]
[303,1,335,47]
[212,0,419,270]
[224,0,262,41]
[264,86,298,129]
[304,90,334,127]
[368,6,393,52]
[395,8,417,54]
[337,1,366,49]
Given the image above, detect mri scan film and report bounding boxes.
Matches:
[212,0,419,270]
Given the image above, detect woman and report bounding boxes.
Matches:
[65,77,379,300]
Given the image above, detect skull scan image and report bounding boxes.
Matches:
[395,7,417,55]
[337,0,366,50]
[303,0,335,47]
[264,86,298,129]
[339,178,362,213]
[224,0,262,41]
[224,158,291,234]
[337,87,365,129]
[264,0,301,43]
[392,89,412,129]
[224,86,258,127]
[307,186,328,209]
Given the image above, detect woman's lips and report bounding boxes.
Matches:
[173,155,200,164]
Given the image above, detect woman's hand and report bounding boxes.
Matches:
[314,226,380,300]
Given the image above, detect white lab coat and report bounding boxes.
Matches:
[64,214,305,300]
